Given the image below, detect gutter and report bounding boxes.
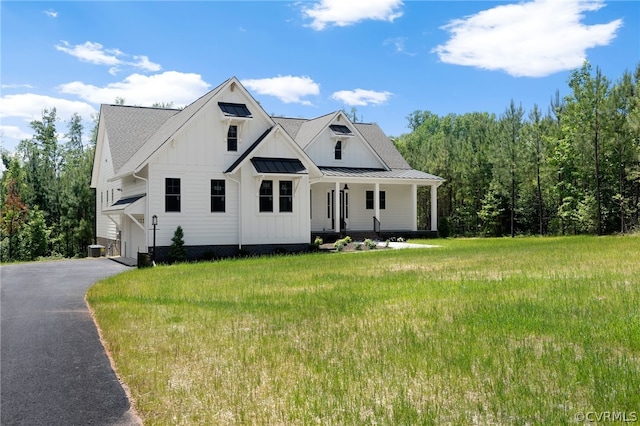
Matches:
[133,171,150,251]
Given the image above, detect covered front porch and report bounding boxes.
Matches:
[309,176,441,238]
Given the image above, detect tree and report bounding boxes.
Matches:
[169,226,186,262]
[495,100,525,237]
[523,104,548,235]
[1,157,28,260]
[22,207,49,260]
[565,62,611,235]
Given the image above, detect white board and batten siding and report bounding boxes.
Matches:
[237,128,312,245]
[95,134,120,241]
[304,128,384,169]
[145,93,274,248]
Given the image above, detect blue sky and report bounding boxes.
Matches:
[1,0,638,153]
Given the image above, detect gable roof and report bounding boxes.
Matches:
[98,105,179,175]
[113,77,237,178]
[95,76,439,184]
[225,124,322,176]
[272,114,410,171]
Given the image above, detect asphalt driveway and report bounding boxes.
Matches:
[1,258,141,426]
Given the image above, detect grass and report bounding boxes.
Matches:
[87,235,640,425]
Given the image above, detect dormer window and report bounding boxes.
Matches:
[227,125,238,151]
[334,140,343,160]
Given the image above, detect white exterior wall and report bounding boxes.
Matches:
[238,131,311,245]
[239,171,310,245]
[310,183,415,232]
[147,165,240,248]
[145,88,276,248]
[120,176,147,198]
[305,129,383,168]
[95,135,120,241]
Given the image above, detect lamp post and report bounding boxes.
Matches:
[151,215,158,264]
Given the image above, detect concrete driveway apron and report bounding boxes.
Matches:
[1,258,141,426]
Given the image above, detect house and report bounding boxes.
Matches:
[90,77,444,261]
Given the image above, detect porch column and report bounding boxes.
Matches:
[334,181,340,232]
[374,182,380,225]
[431,184,438,231]
[411,184,418,231]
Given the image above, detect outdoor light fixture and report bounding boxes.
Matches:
[343,184,349,191]
[151,215,158,264]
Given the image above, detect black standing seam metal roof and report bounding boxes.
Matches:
[218,102,252,117]
[250,157,307,174]
[110,194,146,206]
[329,124,353,135]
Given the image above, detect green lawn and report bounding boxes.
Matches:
[87,236,640,425]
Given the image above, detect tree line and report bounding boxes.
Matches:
[395,62,640,237]
[1,109,96,261]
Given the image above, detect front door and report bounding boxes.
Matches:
[329,190,348,231]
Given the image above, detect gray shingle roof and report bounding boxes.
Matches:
[354,122,411,170]
[101,77,442,183]
[271,117,305,139]
[113,77,231,177]
[100,105,179,175]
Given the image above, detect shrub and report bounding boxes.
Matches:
[438,216,451,238]
[354,242,362,251]
[169,226,186,263]
[333,236,352,249]
[364,239,377,249]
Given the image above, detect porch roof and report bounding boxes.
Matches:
[319,167,445,181]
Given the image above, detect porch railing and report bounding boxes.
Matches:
[373,216,380,235]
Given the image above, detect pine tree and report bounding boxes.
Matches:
[169,226,186,263]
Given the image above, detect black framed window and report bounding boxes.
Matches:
[211,180,225,212]
[366,191,374,209]
[259,180,273,212]
[334,140,342,160]
[227,125,238,151]
[365,190,385,210]
[165,178,181,212]
[279,181,293,212]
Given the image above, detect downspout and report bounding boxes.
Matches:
[133,171,149,251]
[227,174,242,249]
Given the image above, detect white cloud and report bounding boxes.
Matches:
[0,125,32,142]
[384,37,415,56]
[57,71,210,106]
[44,10,58,18]
[331,89,392,106]
[242,76,320,106]
[0,94,98,150]
[303,0,403,30]
[432,0,622,77]
[55,41,162,74]
[0,93,97,121]
[1,83,34,90]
